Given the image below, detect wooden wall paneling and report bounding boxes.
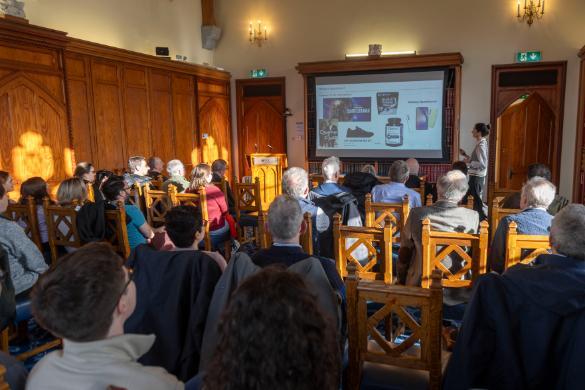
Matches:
[149,70,176,163]
[573,46,585,203]
[90,58,127,170]
[122,65,152,158]
[172,74,197,169]
[64,54,96,166]
[197,78,231,167]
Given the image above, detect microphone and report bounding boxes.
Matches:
[267,144,273,150]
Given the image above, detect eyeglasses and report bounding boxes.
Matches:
[111,267,134,314]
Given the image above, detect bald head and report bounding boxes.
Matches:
[406,158,419,176]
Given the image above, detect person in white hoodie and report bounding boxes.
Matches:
[26,243,183,390]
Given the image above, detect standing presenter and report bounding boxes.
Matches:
[460,123,489,220]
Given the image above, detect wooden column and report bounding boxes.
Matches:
[573,46,585,203]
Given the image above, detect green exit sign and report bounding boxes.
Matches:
[250,68,268,78]
[516,51,542,63]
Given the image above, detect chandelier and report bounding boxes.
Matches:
[517,0,545,26]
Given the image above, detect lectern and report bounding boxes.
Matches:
[246,153,287,209]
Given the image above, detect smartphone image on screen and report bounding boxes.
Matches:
[428,108,438,128]
[416,107,429,130]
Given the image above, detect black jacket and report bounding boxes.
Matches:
[124,245,222,381]
[444,254,585,389]
[342,172,381,219]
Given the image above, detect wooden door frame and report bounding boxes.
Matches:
[572,46,585,202]
[488,61,567,204]
[235,77,286,178]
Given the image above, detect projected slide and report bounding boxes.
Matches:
[315,71,445,159]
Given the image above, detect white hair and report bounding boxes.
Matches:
[282,167,309,199]
[166,159,185,177]
[322,156,341,181]
[389,160,410,183]
[436,170,468,203]
[268,195,303,241]
[521,177,556,209]
[550,204,585,260]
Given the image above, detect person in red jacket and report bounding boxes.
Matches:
[187,163,232,250]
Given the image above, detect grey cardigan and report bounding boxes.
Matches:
[468,137,488,177]
[0,216,48,294]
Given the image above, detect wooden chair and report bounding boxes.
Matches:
[309,174,324,188]
[86,182,95,202]
[168,185,212,251]
[149,179,163,190]
[504,221,551,270]
[0,364,8,390]
[104,200,131,259]
[143,183,171,227]
[346,265,443,390]
[425,193,434,206]
[127,183,145,214]
[45,200,82,265]
[421,218,489,289]
[364,193,410,243]
[413,176,426,200]
[464,195,474,209]
[333,213,393,283]
[258,211,313,255]
[234,177,263,245]
[491,196,521,240]
[3,196,43,251]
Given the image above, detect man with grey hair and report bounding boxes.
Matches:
[162,159,190,193]
[404,158,422,189]
[489,176,556,273]
[310,156,349,199]
[251,194,344,300]
[371,160,421,207]
[124,156,151,186]
[398,170,479,307]
[444,204,585,389]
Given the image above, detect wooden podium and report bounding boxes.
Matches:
[246,153,287,209]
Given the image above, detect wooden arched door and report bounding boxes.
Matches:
[236,77,286,176]
[0,73,71,191]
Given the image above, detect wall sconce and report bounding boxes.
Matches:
[249,20,268,46]
[517,0,545,26]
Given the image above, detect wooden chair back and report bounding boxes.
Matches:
[168,185,212,251]
[364,193,410,242]
[150,179,163,190]
[505,221,551,270]
[414,175,426,199]
[333,213,393,283]
[421,218,489,289]
[425,193,433,206]
[86,182,95,202]
[104,200,131,259]
[491,196,520,240]
[310,174,324,189]
[0,364,8,390]
[346,265,443,390]
[127,184,144,213]
[45,200,82,265]
[258,211,313,255]
[4,196,42,250]
[234,177,262,219]
[143,183,171,227]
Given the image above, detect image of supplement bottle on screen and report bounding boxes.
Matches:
[385,118,403,147]
[323,97,371,122]
[376,92,399,115]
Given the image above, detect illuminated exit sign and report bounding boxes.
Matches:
[250,68,268,78]
[516,51,542,63]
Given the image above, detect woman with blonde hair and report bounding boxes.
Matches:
[187,163,232,250]
[57,178,87,208]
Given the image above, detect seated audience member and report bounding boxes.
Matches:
[125,211,223,381]
[73,162,96,184]
[451,160,470,204]
[0,170,15,200]
[147,156,167,181]
[404,157,421,189]
[211,159,235,214]
[502,162,569,215]
[93,169,114,202]
[19,177,53,250]
[253,195,344,298]
[343,164,382,219]
[187,164,232,250]
[164,206,227,271]
[444,204,585,389]
[489,177,555,273]
[124,156,152,187]
[371,160,422,207]
[162,159,191,193]
[201,268,340,390]
[56,178,88,253]
[398,170,478,306]
[102,176,154,249]
[0,184,48,295]
[27,243,183,390]
[310,156,349,199]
